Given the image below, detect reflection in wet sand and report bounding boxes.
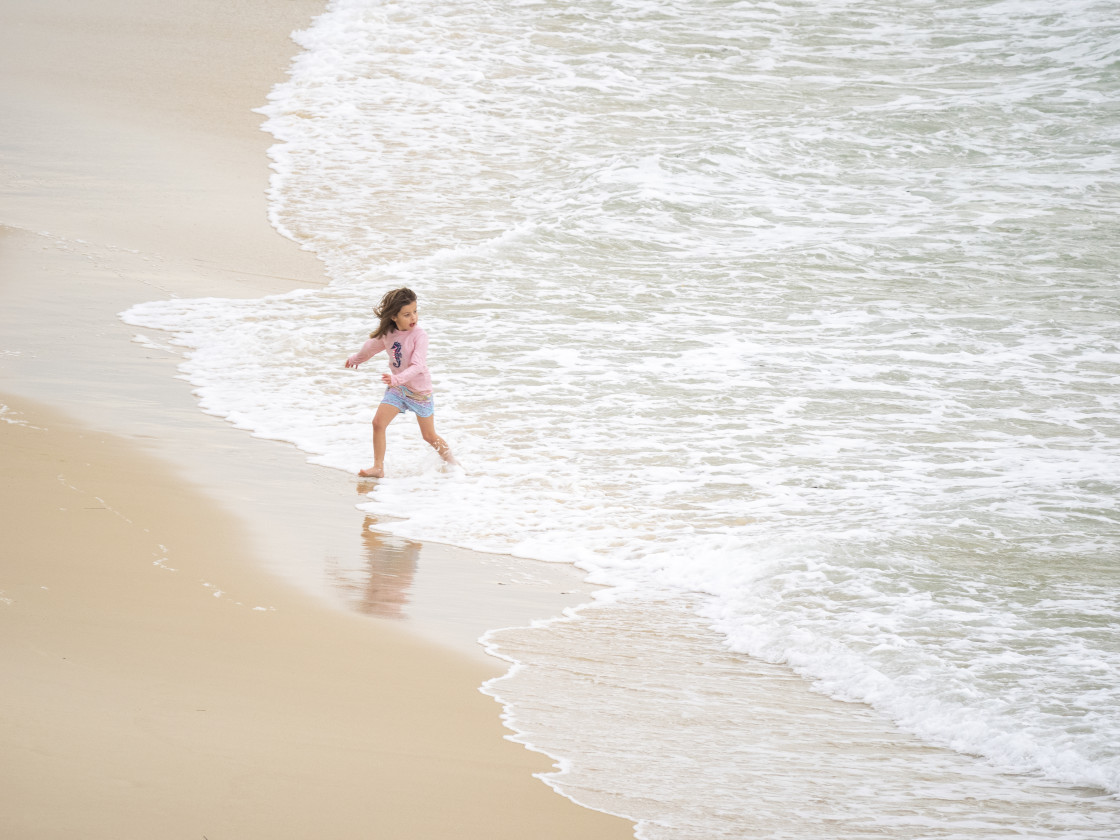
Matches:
[328,514,420,619]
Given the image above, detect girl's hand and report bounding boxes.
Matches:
[345,358,358,369]
[381,373,393,385]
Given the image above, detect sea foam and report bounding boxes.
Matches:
[123,0,1120,829]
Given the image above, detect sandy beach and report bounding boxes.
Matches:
[0,1,633,837]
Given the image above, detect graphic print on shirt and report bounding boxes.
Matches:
[391,341,402,368]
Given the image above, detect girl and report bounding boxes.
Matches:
[344,287,455,478]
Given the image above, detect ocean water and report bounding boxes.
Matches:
[122,0,1120,835]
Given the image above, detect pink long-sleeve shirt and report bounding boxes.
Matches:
[347,326,433,393]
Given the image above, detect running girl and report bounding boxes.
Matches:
[344,287,455,478]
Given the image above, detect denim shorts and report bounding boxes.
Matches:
[381,385,435,418]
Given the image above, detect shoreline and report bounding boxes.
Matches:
[0,1,633,836]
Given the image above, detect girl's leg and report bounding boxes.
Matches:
[360,402,400,477]
[416,414,456,465]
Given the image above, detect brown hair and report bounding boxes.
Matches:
[369,287,417,339]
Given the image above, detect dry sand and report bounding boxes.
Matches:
[0,0,633,837]
[0,396,628,839]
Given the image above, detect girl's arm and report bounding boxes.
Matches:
[388,330,429,386]
[344,336,385,368]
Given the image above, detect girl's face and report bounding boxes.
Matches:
[393,302,418,331]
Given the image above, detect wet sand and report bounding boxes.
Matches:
[0,1,633,837]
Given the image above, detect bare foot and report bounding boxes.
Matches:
[358,465,384,478]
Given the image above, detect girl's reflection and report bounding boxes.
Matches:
[332,516,420,619]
